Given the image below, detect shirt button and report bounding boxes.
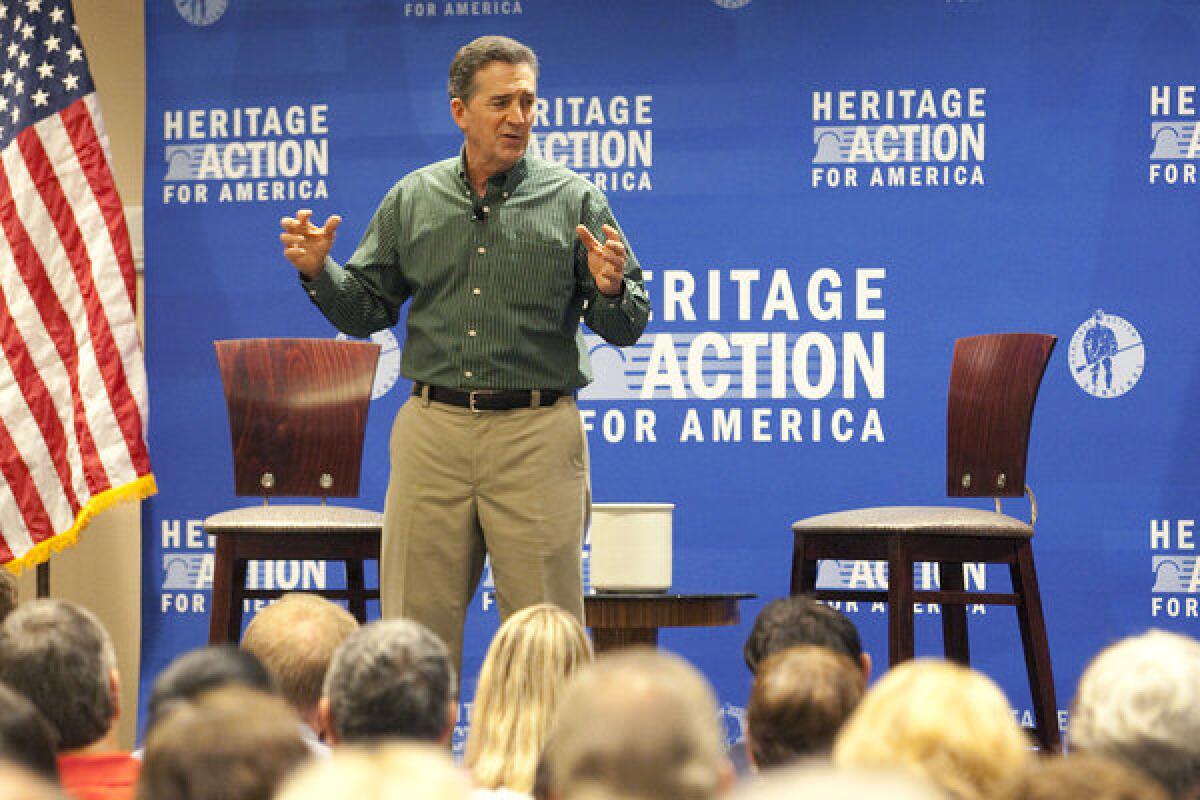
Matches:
[502,192,509,198]
[472,287,481,295]
[482,206,490,214]
[477,246,486,255]
[464,370,473,378]
[467,329,477,337]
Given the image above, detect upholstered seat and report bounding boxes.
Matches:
[204,338,382,643]
[790,333,1059,751]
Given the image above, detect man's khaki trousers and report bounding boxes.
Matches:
[379,393,588,677]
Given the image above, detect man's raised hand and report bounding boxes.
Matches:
[576,223,626,298]
[280,209,341,278]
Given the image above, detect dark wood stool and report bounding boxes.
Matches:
[205,338,382,643]
[790,334,1061,752]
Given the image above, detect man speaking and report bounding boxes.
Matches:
[279,36,649,674]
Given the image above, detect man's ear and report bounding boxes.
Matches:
[108,669,121,722]
[450,97,467,132]
[439,700,459,747]
[859,652,872,683]
[316,697,337,746]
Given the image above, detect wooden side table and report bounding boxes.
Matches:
[584,593,755,652]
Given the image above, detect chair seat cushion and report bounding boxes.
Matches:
[203,505,383,534]
[791,506,1033,538]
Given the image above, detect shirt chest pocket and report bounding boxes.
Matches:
[490,234,578,318]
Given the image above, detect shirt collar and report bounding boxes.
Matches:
[456,147,529,196]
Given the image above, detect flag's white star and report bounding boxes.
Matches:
[61,72,76,90]
[30,88,46,106]
[0,97,9,112]
[65,44,80,62]
[6,43,17,58]
[13,77,23,95]
[23,0,40,13]
[11,15,20,30]
[44,35,59,52]
[48,5,63,24]
[35,61,52,79]
[10,107,18,123]
[0,5,8,21]
[17,51,29,68]
[20,23,33,40]
[1,69,13,86]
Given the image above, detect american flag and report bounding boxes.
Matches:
[0,0,154,571]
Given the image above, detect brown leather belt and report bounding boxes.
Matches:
[413,382,564,412]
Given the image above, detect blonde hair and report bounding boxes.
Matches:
[833,659,1030,800]
[465,604,593,793]
[277,743,470,800]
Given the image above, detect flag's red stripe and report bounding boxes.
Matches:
[61,100,136,310]
[17,127,149,476]
[0,281,83,521]
[0,414,47,556]
[0,156,109,499]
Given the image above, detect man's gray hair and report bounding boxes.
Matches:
[0,599,117,751]
[1071,629,1200,799]
[323,619,456,744]
[447,35,537,103]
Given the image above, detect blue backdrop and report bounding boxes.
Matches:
[142,0,1199,748]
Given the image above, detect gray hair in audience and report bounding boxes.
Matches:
[323,619,456,743]
[1071,629,1200,799]
[0,599,116,750]
[545,648,730,800]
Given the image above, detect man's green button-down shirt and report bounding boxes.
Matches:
[303,153,649,390]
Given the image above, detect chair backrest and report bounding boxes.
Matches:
[215,338,380,498]
[946,333,1056,498]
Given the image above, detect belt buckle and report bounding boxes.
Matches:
[468,390,483,413]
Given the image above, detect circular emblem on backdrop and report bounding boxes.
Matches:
[1069,309,1145,398]
[712,0,752,8]
[336,330,402,400]
[719,702,747,745]
[174,0,229,27]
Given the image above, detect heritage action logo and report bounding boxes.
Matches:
[403,1,522,16]
[1151,519,1200,618]
[161,103,329,205]
[811,87,986,189]
[336,331,402,400]
[1148,85,1200,186]
[817,560,989,616]
[1068,310,1144,398]
[174,0,228,26]
[579,267,886,445]
[529,94,652,193]
[159,518,327,615]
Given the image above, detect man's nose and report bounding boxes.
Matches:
[506,103,529,125]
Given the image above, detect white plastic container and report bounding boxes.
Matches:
[588,502,674,593]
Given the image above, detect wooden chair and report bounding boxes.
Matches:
[204,338,382,643]
[790,333,1060,751]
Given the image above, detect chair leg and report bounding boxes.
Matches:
[1011,541,1061,752]
[346,558,368,623]
[887,537,915,666]
[939,561,970,665]
[228,558,249,643]
[790,533,818,594]
[208,537,234,644]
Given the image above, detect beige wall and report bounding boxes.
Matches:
[15,0,147,750]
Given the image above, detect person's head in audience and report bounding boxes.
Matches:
[137,687,309,800]
[0,570,18,624]
[733,763,945,800]
[1006,754,1169,800]
[545,648,733,800]
[833,659,1030,800]
[1070,630,1200,800]
[318,619,456,746]
[0,763,69,800]
[743,596,870,679]
[144,644,275,736]
[276,743,470,800]
[0,683,59,783]
[241,593,358,733]
[746,645,865,770]
[0,599,120,753]
[466,603,593,793]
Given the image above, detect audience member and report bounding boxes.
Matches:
[1006,754,1169,800]
[833,659,1030,800]
[0,683,60,783]
[318,619,456,746]
[0,569,18,623]
[743,596,869,678]
[1070,630,1200,800]
[545,648,733,800]
[0,763,70,800]
[0,599,137,800]
[746,645,865,769]
[466,603,593,795]
[241,593,358,748]
[136,687,308,800]
[276,743,470,800]
[734,763,944,800]
[143,644,275,736]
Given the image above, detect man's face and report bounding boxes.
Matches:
[451,61,537,180]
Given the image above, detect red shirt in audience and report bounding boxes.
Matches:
[58,752,140,800]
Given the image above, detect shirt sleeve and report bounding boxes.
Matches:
[575,188,650,347]
[301,184,412,338]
